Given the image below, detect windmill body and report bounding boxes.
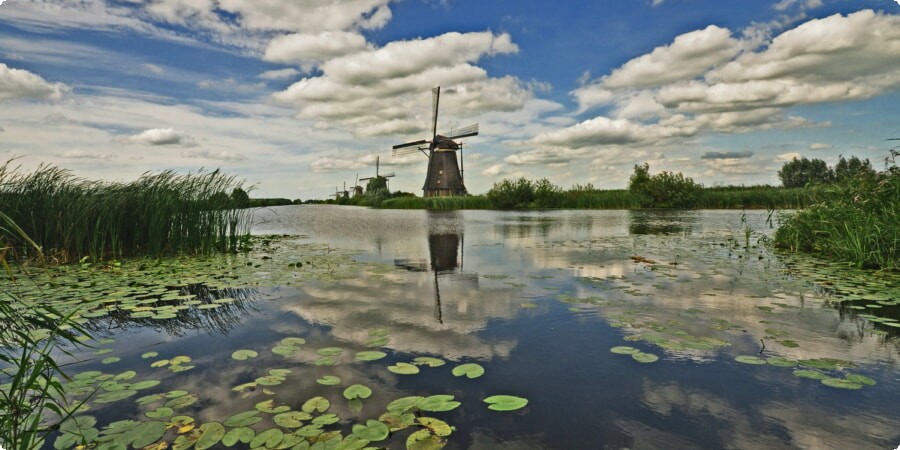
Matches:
[392,87,479,198]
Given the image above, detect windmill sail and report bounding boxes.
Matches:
[443,123,479,140]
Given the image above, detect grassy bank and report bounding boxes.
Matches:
[378,186,816,210]
[0,163,252,263]
[775,167,899,270]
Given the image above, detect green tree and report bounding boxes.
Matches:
[230,187,251,208]
[778,157,834,188]
[834,155,875,182]
[628,163,701,208]
[487,178,535,209]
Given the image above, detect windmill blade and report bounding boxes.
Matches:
[392,145,428,156]
[431,86,440,140]
[392,139,427,150]
[382,173,395,178]
[443,123,479,140]
[360,177,374,181]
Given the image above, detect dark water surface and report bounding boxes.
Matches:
[35,207,900,449]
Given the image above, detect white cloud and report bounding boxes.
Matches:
[263,31,370,68]
[776,152,802,162]
[181,150,247,161]
[532,116,696,150]
[0,63,68,102]
[310,156,368,172]
[482,164,503,176]
[120,128,198,146]
[58,149,116,160]
[142,63,164,75]
[809,143,832,150]
[259,68,301,80]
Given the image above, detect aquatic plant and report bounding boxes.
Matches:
[0,162,252,262]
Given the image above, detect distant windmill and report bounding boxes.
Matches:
[392,87,479,197]
[351,174,363,198]
[360,156,395,192]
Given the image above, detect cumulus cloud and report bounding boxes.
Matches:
[273,31,530,136]
[310,156,368,172]
[701,151,754,160]
[119,128,198,146]
[0,63,68,102]
[809,143,832,150]
[533,116,696,150]
[263,31,370,68]
[259,68,301,80]
[181,150,247,161]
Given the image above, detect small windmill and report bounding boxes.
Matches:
[351,174,363,198]
[360,156,395,192]
[392,87,479,197]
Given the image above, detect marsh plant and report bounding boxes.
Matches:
[0,162,252,262]
[1,213,90,450]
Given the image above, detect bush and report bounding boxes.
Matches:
[778,157,834,188]
[486,177,562,209]
[628,163,702,209]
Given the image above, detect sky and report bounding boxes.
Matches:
[1,0,899,199]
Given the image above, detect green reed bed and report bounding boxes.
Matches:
[0,163,252,262]
[697,186,819,209]
[775,168,899,270]
[380,195,493,210]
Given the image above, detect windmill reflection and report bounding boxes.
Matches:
[394,210,478,323]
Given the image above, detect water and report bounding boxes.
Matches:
[29,206,900,449]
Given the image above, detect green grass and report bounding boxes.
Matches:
[775,169,899,270]
[0,162,252,262]
[697,186,820,209]
[380,195,493,210]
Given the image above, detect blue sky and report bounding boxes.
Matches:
[1,0,898,198]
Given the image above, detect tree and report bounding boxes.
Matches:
[834,156,875,182]
[778,157,834,188]
[628,163,701,208]
[230,187,251,208]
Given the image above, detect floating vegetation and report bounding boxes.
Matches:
[735,355,767,365]
[231,349,257,360]
[484,395,529,411]
[388,362,421,375]
[342,384,373,400]
[451,363,485,379]
[631,352,659,363]
[316,375,341,386]
[414,357,446,367]
[355,350,387,362]
[821,378,863,390]
[610,346,640,355]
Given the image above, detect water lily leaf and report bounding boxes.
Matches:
[343,384,372,400]
[268,369,291,377]
[484,395,528,411]
[417,417,452,437]
[379,412,416,432]
[316,347,343,357]
[355,351,387,362]
[295,424,323,437]
[735,355,766,365]
[280,337,306,346]
[351,420,389,441]
[94,390,138,403]
[114,371,136,381]
[845,374,876,386]
[224,410,263,428]
[386,396,423,414]
[366,336,389,347]
[311,413,340,426]
[195,422,226,450]
[150,360,169,368]
[315,356,336,366]
[348,398,364,413]
[416,395,460,412]
[130,421,167,448]
[231,349,258,360]
[101,357,120,364]
[388,363,420,375]
[165,390,189,398]
[610,346,640,355]
[256,399,291,414]
[222,427,255,447]
[256,376,284,386]
[631,352,659,363]
[136,394,164,406]
[249,428,283,449]
[169,416,195,434]
[166,394,199,409]
[75,371,102,380]
[451,363,484,379]
[821,378,862,390]
[271,346,296,356]
[413,357,445,367]
[274,411,312,428]
[302,396,331,413]
[131,380,161,390]
[232,382,257,392]
[316,375,341,386]
[793,369,829,380]
[799,358,854,371]
[170,355,192,365]
[145,407,174,419]
[406,429,446,450]
[766,357,798,368]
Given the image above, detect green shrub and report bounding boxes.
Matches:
[628,163,702,209]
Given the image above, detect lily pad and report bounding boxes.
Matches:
[316,347,343,357]
[280,337,306,346]
[416,395,460,412]
[302,396,330,413]
[94,390,138,403]
[222,427,255,447]
[351,420,389,441]
[249,428,283,449]
[131,380,161,390]
[343,384,372,400]
[418,417,452,437]
[101,357,121,364]
[312,414,340,426]
[821,378,863,390]
[610,346,640,355]
[256,399,290,414]
[145,407,173,419]
[271,346,295,356]
[355,351,387,362]
[314,356,336,366]
[631,352,659,363]
[231,350,258,360]
[451,363,484,379]
[316,375,341,386]
[223,410,262,428]
[386,396,423,414]
[735,355,767,365]
[414,357,446,367]
[484,395,529,411]
[766,357,798,368]
[273,411,312,428]
[406,429,446,450]
[388,362,420,375]
[165,394,199,409]
[195,422,226,450]
[793,369,829,380]
[845,374,876,386]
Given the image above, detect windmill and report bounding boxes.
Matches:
[392,86,479,197]
[360,156,395,193]
[351,174,363,198]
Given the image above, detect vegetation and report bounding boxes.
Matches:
[0,162,252,263]
[775,154,898,270]
[778,155,874,188]
[628,163,702,209]
[1,212,90,450]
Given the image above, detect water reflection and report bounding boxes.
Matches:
[628,209,699,235]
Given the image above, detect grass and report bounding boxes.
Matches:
[775,167,899,270]
[380,195,493,210]
[1,212,90,450]
[0,162,252,263]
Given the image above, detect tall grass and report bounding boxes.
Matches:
[381,195,493,210]
[1,212,90,450]
[775,168,899,270]
[697,186,820,209]
[0,162,252,262]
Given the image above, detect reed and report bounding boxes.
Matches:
[380,195,492,210]
[0,162,252,262]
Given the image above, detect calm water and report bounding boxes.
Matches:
[40,207,900,449]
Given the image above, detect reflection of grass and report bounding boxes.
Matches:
[0,162,252,262]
